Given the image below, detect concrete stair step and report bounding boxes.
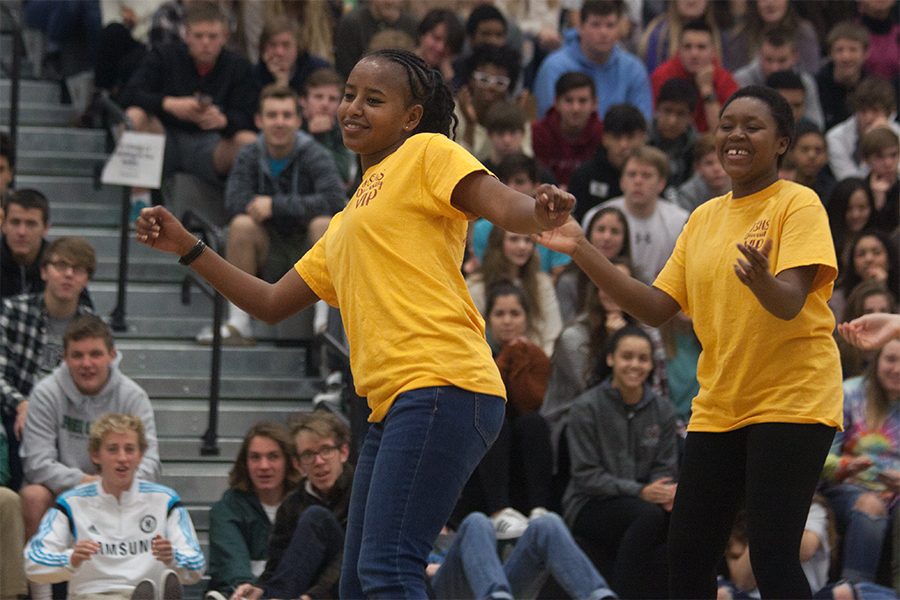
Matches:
[114,340,307,376]
[51,226,192,262]
[16,125,106,153]
[0,79,61,104]
[160,437,244,463]
[15,148,108,176]
[91,281,212,318]
[138,374,319,399]
[159,462,230,504]
[94,257,184,283]
[15,174,122,205]
[1,103,75,127]
[153,400,305,438]
[53,203,121,228]
[186,505,211,532]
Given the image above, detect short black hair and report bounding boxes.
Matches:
[580,0,624,23]
[496,152,538,184]
[765,69,804,92]
[5,188,49,223]
[794,119,824,141]
[680,18,713,38]
[0,131,13,168]
[465,4,506,38]
[484,101,526,133]
[720,85,795,165]
[656,79,697,111]
[463,44,521,91]
[761,25,796,49]
[555,71,595,99]
[603,104,647,136]
[418,9,465,55]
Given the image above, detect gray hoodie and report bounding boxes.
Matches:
[21,363,160,493]
[562,381,677,526]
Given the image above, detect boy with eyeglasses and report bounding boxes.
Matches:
[229,411,353,600]
[1,236,97,496]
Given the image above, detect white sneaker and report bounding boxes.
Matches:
[529,506,549,521]
[491,507,528,540]
[204,593,228,600]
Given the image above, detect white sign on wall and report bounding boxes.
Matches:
[101,131,166,189]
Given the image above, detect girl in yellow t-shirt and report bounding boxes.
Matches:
[539,86,842,598]
[136,49,574,598]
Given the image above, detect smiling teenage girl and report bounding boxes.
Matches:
[539,85,842,597]
[136,48,573,598]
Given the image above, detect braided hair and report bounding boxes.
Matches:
[366,48,458,139]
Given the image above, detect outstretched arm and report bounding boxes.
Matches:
[838,313,900,350]
[536,219,680,327]
[451,173,574,235]
[135,206,318,324]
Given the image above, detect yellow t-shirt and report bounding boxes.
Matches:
[653,180,843,432]
[295,133,506,422]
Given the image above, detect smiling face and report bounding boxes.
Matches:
[257,96,301,156]
[502,231,535,268]
[589,211,627,258]
[65,336,115,395]
[246,435,288,496]
[845,189,872,234]
[488,293,528,345]
[830,38,867,81]
[852,235,888,280]
[607,334,653,395]
[92,430,142,495]
[338,57,423,170]
[716,96,789,195]
[876,340,900,401]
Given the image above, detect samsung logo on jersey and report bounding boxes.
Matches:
[98,538,153,556]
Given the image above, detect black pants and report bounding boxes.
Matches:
[668,422,836,598]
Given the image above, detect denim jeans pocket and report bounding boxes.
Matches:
[473,393,505,449]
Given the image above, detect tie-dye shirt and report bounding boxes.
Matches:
[823,376,900,500]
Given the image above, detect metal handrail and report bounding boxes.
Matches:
[0,2,23,182]
[94,92,134,332]
[179,210,226,457]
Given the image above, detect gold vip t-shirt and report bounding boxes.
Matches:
[296,133,506,421]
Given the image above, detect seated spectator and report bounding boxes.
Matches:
[533,0,652,121]
[787,122,836,203]
[555,206,631,322]
[831,229,899,323]
[827,177,875,268]
[1,189,49,301]
[19,315,161,564]
[206,422,300,598]
[723,0,821,74]
[766,70,823,134]
[531,71,604,189]
[252,19,329,96]
[821,339,900,584]
[429,511,617,600]
[93,1,161,105]
[415,8,465,83]
[299,68,356,191]
[816,21,872,132]
[857,0,900,82]
[469,154,571,278]
[230,411,353,600]
[733,26,825,130]
[195,85,344,345]
[649,78,698,189]
[121,1,258,207]
[650,19,738,133]
[860,126,899,233]
[455,44,523,157]
[583,146,689,284]
[24,413,203,597]
[478,102,541,175]
[564,326,677,598]
[453,282,553,538]
[333,0,418,77]
[836,280,896,379]
[449,4,510,91]
[674,133,730,213]
[0,425,26,599]
[1,236,96,493]
[639,0,723,75]
[569,104,648,222]
[826,77,900,181]
[0,131,13,199]
[466,228,563,355]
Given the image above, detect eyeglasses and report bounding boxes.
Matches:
[471,70,511,91]
[48,260,89,276]
[297,445,339,465]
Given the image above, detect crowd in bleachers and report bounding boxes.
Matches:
[1,0,899,598]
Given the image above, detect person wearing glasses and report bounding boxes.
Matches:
[229,411,353,600]
[1,236,97,495]
[18,315,160,600]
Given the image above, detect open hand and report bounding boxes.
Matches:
[534,184,575,230]
[734,239,773,287]
[533,217,584,256]
[838,313,900,350]
[135,206,198,256]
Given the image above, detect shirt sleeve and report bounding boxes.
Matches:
[774,199,838,293]
[422,135,493,220]
[294,212,342,307]
[166,504,206,584]
[24,507,75,584]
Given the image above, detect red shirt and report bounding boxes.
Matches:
[531,107,604,187]
[650,57,738,132]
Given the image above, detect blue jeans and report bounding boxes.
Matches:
[431,512,616,600]
[823,484,895,583]
[264,506,343,599]
[339,386,505,599]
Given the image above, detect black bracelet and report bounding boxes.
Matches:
[178,239,206,266]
